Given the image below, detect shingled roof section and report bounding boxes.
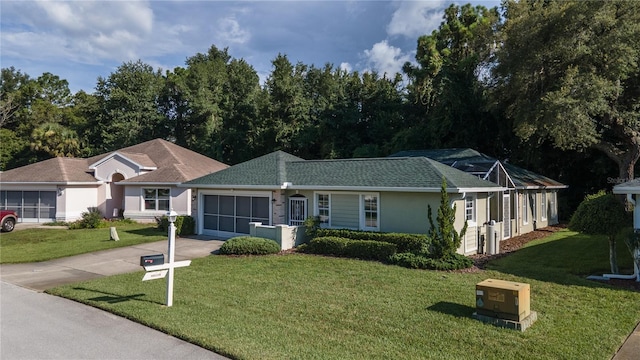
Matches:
[390,148,566,190]
[286,157,501,191]
[0,157,96,183]
[1,139,228,185]
[115,139,228,183]
[185,151,503,192]
[184,151,304,187]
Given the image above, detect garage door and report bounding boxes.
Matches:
[0,190,56,223]
[202,195,270,237]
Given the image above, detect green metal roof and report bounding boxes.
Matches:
[185,150,503,192]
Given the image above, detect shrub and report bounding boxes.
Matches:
[179,216,196,235]
[343,240,397,261]
[219,236,280,255]
[569,191,631,273]
[69,207,105,229]
[389,252,473,271]
[303,236,349,256]
[303,236,397,261]
[315,228,428,254]
[428,177,467,259]
[156,215,194,235]
[303,216,321,240]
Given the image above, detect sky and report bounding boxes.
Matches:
[1,0,499,94]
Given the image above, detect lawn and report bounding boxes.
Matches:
[0,223,167,263]
[48,229,640,360]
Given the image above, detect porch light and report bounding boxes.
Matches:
[167,209,178,223]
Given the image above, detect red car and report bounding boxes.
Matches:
[1,210,18,232]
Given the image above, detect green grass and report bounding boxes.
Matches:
[47,229,640,360]
[0,223,166,263]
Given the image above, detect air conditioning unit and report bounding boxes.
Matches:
[476,279,530,322]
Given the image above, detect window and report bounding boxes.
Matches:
[362,195,378,229]
[317,194,330,225]
[144,188,170,211]
[541,191,547,220]
[531,193,537,221]
[522,193,529,225]
[465,196,475,223]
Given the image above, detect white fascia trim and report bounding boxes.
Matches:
[88,151,157,171]
[517,185,568,190]
[284,185,507,193]
[178,184,280,190]
[612,187,640,194]
[0,181,104,185]
[119,182,181,186]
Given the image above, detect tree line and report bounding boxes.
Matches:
[1,1,638,214]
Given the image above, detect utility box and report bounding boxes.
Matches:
[476,279,530,321]
[140,254,164,267]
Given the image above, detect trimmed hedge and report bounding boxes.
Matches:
[219,236,280,255]
[389,252,473,271]
[156,215,195,236]
[315,228,428,254]
[303,236,397,261]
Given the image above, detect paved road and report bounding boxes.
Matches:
[1,281,227,359]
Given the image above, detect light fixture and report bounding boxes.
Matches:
[167,209,178,223]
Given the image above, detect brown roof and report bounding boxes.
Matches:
[0,157,96,183]
[1,139,228,184]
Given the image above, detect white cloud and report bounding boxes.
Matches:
[216,17,250,45]
[386,0,446,38]
[340,62,353,73]
[361,40,412,78]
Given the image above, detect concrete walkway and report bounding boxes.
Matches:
[0,236,224,291]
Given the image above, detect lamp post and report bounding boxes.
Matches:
[166,209,178,307]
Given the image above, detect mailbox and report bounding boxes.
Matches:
[140,254,164,267]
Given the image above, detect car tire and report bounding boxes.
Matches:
[2,218,15,232]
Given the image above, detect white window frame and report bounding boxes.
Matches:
[143,188,170,211]
[522,193,529,225]
[315,193,331,227]
[550,192,557,220]
[541,191,547,221]
[464,195,476,226]
[360,193,379,231]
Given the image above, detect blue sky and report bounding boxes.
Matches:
[1,0,499,94]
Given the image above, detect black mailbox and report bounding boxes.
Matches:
[140,254,164,267]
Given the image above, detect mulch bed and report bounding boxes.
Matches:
[463,224,640,292]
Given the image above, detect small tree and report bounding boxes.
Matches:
[428,177,468,259]
[569,191,631,274]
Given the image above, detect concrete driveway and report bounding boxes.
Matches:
[1,281,228,360]
[0,236,224,291]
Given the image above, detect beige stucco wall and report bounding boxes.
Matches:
[92,155,141,181]
[60,186,101,222]
[122,185,191,222]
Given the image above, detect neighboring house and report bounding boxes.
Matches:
[0,139,228,223]
[390,149,567,239]
[183,151,506,255]
[613,178,640,230]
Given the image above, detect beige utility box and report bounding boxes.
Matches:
[476,279,530,321]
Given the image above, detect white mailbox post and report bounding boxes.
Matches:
[142,209,191,307]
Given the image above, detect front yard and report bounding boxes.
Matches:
[0,223,166,263]
[47,229,640,360]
